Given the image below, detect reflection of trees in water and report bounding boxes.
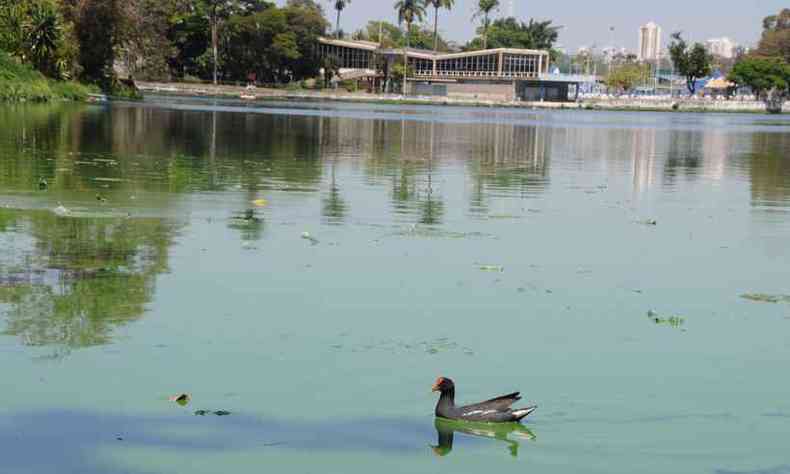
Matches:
[749,133,790,207]
[0,209,180,356]
[0,102,559,228]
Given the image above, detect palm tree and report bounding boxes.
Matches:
[427,0,454,52]
[334,0,351,38]
[473,0,499,49]
[394,0,427,94]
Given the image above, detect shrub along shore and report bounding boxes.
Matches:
[0,51,93,102]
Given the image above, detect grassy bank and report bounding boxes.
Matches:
[0,50,93,102]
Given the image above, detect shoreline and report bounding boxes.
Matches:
[136,81,787,115]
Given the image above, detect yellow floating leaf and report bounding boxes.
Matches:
[252,199,268,207]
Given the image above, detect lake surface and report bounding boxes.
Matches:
[1,97,789,474]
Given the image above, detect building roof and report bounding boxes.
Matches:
[318,37,379,51]
[318,37,548,60]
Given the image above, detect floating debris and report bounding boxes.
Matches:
[638,219,658,226]
[53,204,70,217]
[38,178,48,190]
[194,410,231,416]
[301,232,320,245]
[647,310,685,327]
[252,199,268,207]
[740,293,790,304]
[93,177,123,183]
[169,393,190,406]
[387,225,493,240]
[96,194,108,203]
[339,337,474,356]
[478,264,504,273]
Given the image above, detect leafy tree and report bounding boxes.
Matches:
[473,0,499,50]
[71,0,119,82]
[669,32,712,95]
[394,0,426,93]
[220,7,300,83]
[427,0,453,52]
[117,0,179,80]
[756,8,789,62]
[605,61,650,93]
[283,1,329,80]
[333,0,350,39]
[467,17,559,51]
[195,0,271,84]
[0,0,78,79]
[729,56,790,113]
[353,20,449,51]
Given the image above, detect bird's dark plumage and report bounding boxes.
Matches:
[432,377,537,423]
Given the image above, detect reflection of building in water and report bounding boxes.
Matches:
[631,128,658,195]
[700,130,732,182]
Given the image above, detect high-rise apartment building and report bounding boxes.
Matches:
[705,37,737,58]
[638,22,662,61]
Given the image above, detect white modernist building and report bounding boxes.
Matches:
[638,22,662,61]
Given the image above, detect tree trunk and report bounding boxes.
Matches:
[483,14,488,49]
[764,88,785,114]
[211,16,218,85]
[433,7,439,52]
[402,21,410,95]
[336,9,341,38]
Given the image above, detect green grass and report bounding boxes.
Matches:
[0,50,92,102]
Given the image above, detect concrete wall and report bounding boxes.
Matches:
[410,80,515,101]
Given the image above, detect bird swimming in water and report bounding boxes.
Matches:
[432,377,537,423]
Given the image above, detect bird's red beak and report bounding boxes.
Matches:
[431,383,440,392]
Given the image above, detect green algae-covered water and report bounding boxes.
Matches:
[1,97,789,474]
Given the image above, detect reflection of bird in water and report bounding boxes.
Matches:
[432,377,537,422]
[431,417,536,458]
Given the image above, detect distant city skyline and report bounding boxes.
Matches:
[274,0,786,51]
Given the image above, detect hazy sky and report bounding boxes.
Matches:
[276,0,785,51]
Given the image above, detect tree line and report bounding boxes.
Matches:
[0,0,329,88]
[0,0,562,91]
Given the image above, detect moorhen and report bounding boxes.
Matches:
[432,377,537,423]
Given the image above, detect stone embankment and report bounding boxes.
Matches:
[136,81,785,114]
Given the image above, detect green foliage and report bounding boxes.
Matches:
[0,49,89,102]
[0,0,77,79]
[394,0,426,32]
[353,21,450,51]
[757,8,790,62]
[473,0,499,49]
[467,17,559,51]
[729,56,790,113]
[427,0,454,51]
[605,61,650,93]
[669,32,712,94]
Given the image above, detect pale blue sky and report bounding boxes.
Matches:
[277,0,786,51]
